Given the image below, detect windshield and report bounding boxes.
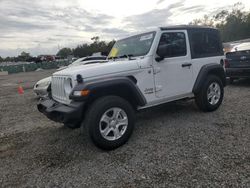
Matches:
[108,31,156,59]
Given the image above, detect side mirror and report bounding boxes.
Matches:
[155,56,164,62]
[155,45,167,62]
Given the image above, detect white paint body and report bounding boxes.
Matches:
[34,59,107,97]
[52,28,224,109]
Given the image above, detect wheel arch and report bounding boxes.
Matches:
[71,76,146,110]
[193,63,226,95]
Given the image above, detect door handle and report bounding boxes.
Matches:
[182,63,192,68]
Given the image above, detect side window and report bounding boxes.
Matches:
[190,30,222,58]
[157,32,187,58]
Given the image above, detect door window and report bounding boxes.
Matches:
[157,32,187,58]
[189,30,223,58]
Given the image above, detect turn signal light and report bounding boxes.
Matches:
[73,90,90,96]
[81,90,90,96]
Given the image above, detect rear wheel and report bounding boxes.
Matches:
[195,75,224,112]
[83,96,135,150]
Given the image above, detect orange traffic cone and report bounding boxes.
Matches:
[18,85,24,94]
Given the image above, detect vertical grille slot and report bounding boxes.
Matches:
[51,76,71,104]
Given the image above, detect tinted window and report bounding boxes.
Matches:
[157,32,187,58]
[189,30,223,58]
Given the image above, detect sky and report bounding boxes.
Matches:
[0,0,250,57]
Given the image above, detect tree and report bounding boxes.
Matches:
[0,56,3,62]
[56,48,72,58]
[215,3,250,42]
[17,51,32,62]
[72,37,116,57]
[190,3,250,42]
[189,15,214,26]
[4,56,15,62]
[91,36,100,43]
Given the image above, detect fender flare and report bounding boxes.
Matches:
[192,63,226,94]
[70,76,147,106]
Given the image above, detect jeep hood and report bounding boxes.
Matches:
[53,60,140,79]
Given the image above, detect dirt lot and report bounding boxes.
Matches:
[0,70,250,187]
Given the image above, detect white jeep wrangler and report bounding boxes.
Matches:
[38,25,226,150]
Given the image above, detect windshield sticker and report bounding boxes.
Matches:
[140,33,153,41]
[109,47,119,57]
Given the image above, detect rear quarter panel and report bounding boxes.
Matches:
[191,56,225,88]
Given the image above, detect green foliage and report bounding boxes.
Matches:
[3,56,18,62]
[190,3,250,42]
[216,3,250,42]
[1,37,116,62]
[0,60,70,74]
[190,15,214,27]
[17,51,31,62]
[56,48,72,58]
[71,37,115,58]
[1,52,32,62]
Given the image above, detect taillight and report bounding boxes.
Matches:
[223,59,230,68]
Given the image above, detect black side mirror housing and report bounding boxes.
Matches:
[155,56,164,62]
[156,45,167,62]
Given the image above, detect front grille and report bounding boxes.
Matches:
[51,76,70,104]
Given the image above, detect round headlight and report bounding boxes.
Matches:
[38,81,50,88]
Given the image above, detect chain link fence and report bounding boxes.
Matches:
[0,61,70,74]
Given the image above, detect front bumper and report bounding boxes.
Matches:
[37,98,85,124]
[226,68,250,78]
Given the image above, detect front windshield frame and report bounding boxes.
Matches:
[108,31,156,59]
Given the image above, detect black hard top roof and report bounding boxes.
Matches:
[160,25,217,31]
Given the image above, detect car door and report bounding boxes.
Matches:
[153,30,194,99]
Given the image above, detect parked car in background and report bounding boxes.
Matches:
[34,59,107,97]
[225,42,250,83]
[33,76,52,97]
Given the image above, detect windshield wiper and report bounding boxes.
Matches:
[108,56,119,60]
[108,54,136,60]
[118,54,135,60]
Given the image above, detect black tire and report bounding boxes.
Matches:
[83,96,135,150]
[64,122,81,129]
[195,75,224,112]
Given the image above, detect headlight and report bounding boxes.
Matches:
[72,90,90,96]
[64,78,73,95]
[37,81,50,88]
[73,91,82,96]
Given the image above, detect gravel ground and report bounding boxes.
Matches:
[0,70,250,187]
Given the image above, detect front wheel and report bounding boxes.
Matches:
[83,96,135,150]
[195,75,224,112]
